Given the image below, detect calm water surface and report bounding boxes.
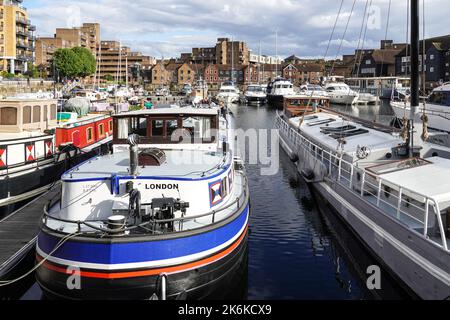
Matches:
[2,101,410,300]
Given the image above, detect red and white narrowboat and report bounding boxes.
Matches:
[0,98,113,216]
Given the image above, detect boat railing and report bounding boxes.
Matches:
[42,170,249,236]
[0,134,55,177]
[276,114,449,251]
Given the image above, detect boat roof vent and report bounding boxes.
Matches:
[138,148,167,167]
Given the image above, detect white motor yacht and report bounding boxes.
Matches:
[324,82,359,105]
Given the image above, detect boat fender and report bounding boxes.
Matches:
[290,154,299,163]
[301,169,315,181]
[129,189,142,218]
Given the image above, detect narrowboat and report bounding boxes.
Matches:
[36,104,250,300]
[0,98,113,216]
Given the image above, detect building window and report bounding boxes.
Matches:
[365,60,371,65]
[430,54,434,60]
[86,127,94,142]
[430,67,434,73]
[23,106,32,124]
[33,106,41,123]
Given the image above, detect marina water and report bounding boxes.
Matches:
[3,101,411,300]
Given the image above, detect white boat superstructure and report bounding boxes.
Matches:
[276,108,450,299]
[324,82,359,105]
[391,83,450,133]
[216,82,240,104]
[244,84,267,104]
[299,84,328,98]
[191,79,209,105]
[267,78,296,109]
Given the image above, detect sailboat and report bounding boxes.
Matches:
[275,0,450,299]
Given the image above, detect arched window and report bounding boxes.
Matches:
[33,105,41,123]
[23,106,32,124]
[0,107,18,125]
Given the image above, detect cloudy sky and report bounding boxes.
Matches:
[26,0,449,59]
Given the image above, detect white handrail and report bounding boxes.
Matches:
[276,113,449,251]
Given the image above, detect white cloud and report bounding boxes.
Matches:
[28,0,449,59]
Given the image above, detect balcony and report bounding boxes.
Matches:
[16,41,27,49]
[16,17,30,25]
[16,30,28,37]
[29,25,36,32]
[16,54,32,62]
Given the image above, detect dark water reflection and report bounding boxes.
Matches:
[5,101,410,300]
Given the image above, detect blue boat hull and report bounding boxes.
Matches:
[36,204,250,300]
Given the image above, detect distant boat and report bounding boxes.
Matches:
[266,77,295,109]
[0,97,112,216]
[299,84,328,97]
[391,82,450,133]
[190,78,208,104]
[244,84,267,104]
[216,81,240,104]
[324,82,359,105]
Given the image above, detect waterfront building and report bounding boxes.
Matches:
[395,35,450,89]
[0,0,36,75]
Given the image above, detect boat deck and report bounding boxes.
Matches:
[290,113,403,155]
[63,150,229,181]
[0,184,60,279]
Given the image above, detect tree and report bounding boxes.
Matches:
[71,47,96,78]
[52,47,96,80]
[53,48,82,79]
[103,74,114,82]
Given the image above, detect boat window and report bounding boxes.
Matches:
[428,91,449,105]
[330,128,369,139]
[0,107,18,125]
[99,123,105,136]
[86,127,93,142]
[23,106,32,124]
[307,119,336,126]
[117,118,129,139]
[108,120,113,132]
[33,105,41,123]
[166,119,178,137]
[151,120,164,136]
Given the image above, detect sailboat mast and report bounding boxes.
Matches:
[409,0,419,157]
[275,31,278,77]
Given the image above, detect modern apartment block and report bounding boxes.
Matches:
[35,23,101,76]
[97,40,155,83]
[0,0,36,74]
[191,38,250,66]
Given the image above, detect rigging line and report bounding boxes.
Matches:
[355,0,373,78]
[330,0,358,77]
[351,0,370,78]
[345,0,371,116]
[422,0,426,96]
[379,0,392,78]
[324,0,345,64]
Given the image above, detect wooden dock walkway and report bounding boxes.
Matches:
[0,184,60,279]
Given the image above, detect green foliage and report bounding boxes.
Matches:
[0,71,15,79]
[71,47,96,77]
[103,74,114,82]
[53,47,96,80]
